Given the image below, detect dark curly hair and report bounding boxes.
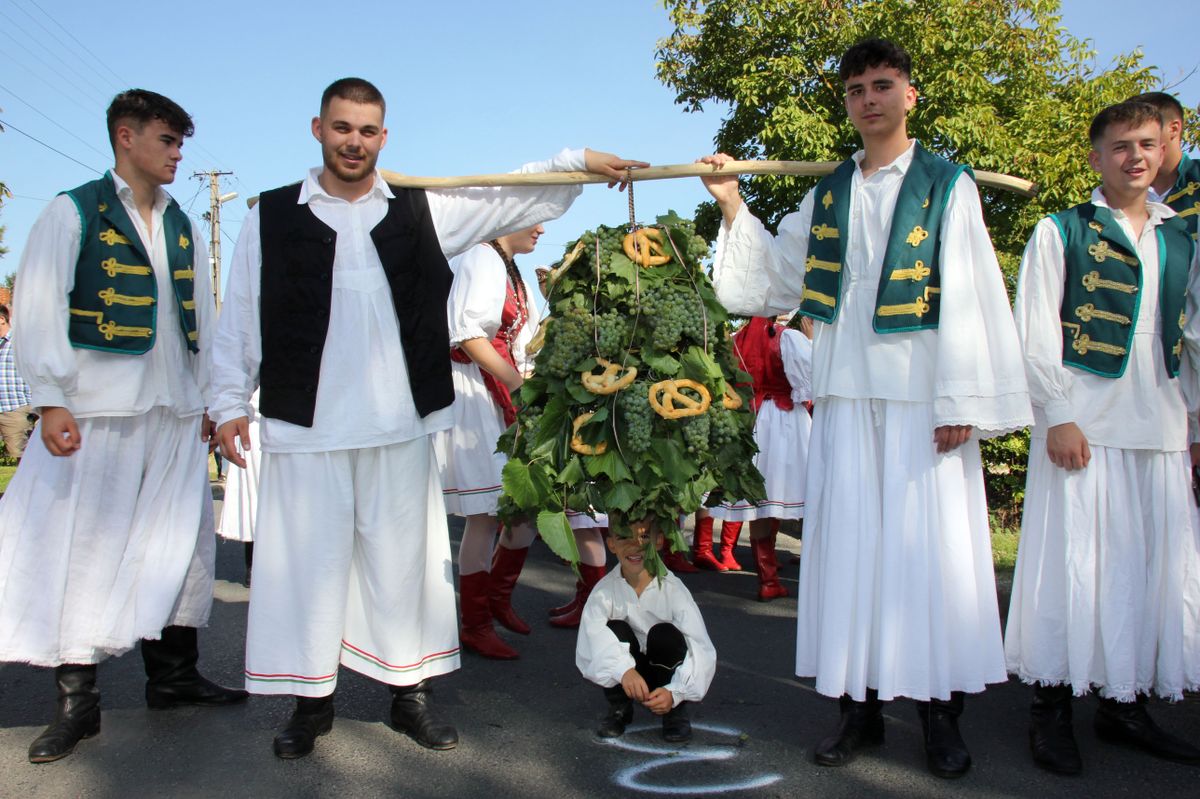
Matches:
[106,89,194,150]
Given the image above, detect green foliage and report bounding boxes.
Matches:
[656,0,1194,284]
[980,428,1030,528]
[0,180,10,261]
[498,212,765,574]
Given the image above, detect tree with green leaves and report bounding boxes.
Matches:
[656,0,1196,279]
[0,180,10,262]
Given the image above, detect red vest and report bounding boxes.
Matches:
[450,274,527,426]
[731,317,794,412]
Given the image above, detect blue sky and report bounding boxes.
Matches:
[1,0,1195,289]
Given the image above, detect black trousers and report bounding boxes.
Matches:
[606,620,687,692]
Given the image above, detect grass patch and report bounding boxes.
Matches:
[991,528,1020,572]
[0,465,15,494]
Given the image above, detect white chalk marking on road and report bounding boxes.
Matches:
[601,722,783,794]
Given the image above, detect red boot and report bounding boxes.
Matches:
[751,534,789,602]
[549,564,607,628]
[459,572,518,659]
[660,545,699,574]
[691,515,725,571]
[718,521,744,571]
[489,545,531,635]
[549,580,583,617]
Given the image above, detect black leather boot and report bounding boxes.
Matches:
[243,542,254,588]
[28,664,101,764]
[814,690,884,767]
[390,680,458,750]
[1029,684,1081,775]
[1094,695,1200,764]
[662,700,692,743]
[598,685,634,738]
[273,695,335,759]
[916,692,972,778]
[142,626,249,709]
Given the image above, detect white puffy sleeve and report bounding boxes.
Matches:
[1013,216,1077,429]
[446,244,506,345]
[12,195,84,411]
[575,574,637,688]
[1176,245,1200,442]
[208,205,263,428]
[780,328,813,404]
[931,174,1033,436]
[712,192,816,317]
[188,218,216,406]
[427,148,587,260]
[661,580,717,707]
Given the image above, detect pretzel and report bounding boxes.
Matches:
[525,318,550,357]
[622,228,672,267]
[722,384,743,409]
[581,358,637,395]
[570,412,608,455]
[648,379,711,419]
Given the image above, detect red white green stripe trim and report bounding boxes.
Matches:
[245,669,337,685]
[718,499,806,511]
[339,641,460,673]
[441,484,501,497]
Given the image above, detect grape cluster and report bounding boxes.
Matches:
[594,310,632,359]
[641,282,695,351]
[681,412,710,455]
[540,307,593,378]
[708,407,738,447]
[616,383,654,453]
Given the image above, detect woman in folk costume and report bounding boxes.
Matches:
[546,511,610,629]
[216,389,260,586]
[700,315,813,601]
[436,225,542,660]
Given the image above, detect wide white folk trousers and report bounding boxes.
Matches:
[244,437,460,696]
[0,408,213,666]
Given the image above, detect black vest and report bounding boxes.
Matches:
[257,182,454,427]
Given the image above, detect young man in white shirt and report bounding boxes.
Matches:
[0,89,246,764]
[1005,100,1200,774]
[212,77,646,759]
[697,38,1031,778]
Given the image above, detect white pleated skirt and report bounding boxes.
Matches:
[795,397,1006,701]
[1004,442,1200,701]
[434,360,508,517]
[217,415,260,543]
[0,408,214,666]
[711,401,810,522]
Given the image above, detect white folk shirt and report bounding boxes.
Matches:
[575,568,717,708]
[446,244,517,347]
[780,327,813,406]
[712,141,1031,436]
[1014,189,1200,451]
[13,171,214,419]
[210,150,586,453]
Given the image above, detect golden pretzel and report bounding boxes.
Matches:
[648,379,711,419]
[622,228,672,267]
[570,412,608,455]
[581,358,637,395]
[722,384,743,410]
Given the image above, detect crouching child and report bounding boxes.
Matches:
[575,522,717,743]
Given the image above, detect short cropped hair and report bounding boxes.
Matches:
[320,78,386,116]
[106,89,194,150]
[1089,101,1163,145]
[0,306,10,324]
[839,38,912,83]
[1128,91,1185,122]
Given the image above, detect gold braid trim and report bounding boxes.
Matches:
[173,269,195,280]
[889,260,931,282]
[1071,334,1126,357]
[1081,270,1137,294]
[1167,181,1200,204]
[801,286,837,307]
[69,309,152,340]
[1074,303,1131,325]
[98,228,131,246]
[100,257,151,277]
[1178,201,1199,219]
[810,223,838,241]
[1087,241,1139,267]
[98,288,154,307]
[877,286,941,318]
[805,255,841,273]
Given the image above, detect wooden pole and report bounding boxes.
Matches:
[246,160,1036,207]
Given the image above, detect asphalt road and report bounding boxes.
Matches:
[1,490,1198,798]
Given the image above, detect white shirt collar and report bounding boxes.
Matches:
[851,139,917,176]
[298,168,395,205]
[108,169,171,214]
[1089,186,1174,225]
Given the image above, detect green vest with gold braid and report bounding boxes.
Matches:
[1051,202,1194,378]
[799,142,974,333]
[1163,152,1200,240]
[60,172,199,355]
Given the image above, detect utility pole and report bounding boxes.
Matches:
[195,170,236,312]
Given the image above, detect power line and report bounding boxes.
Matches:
[4,4,120,98]
[0,118,102,174]
[0,29,105,118]
[0,82,111,161]
[26,0,128,88]
[0,19,110,110]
